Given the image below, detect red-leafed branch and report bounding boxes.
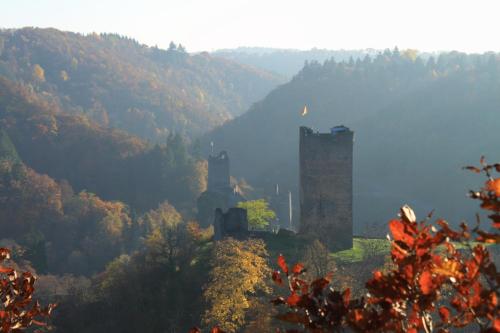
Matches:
[271,158,499,333]
[0,248,55,333]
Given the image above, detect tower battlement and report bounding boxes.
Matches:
[299,126,354,250]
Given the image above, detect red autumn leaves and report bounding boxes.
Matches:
[272,255,312,308]
[0,248,55,333]
[467,158,500,231]
[418,270,433,295]
[271,254,356,329]
[487,179,500,197]
[270,160,499,333]
[275,255,305,281]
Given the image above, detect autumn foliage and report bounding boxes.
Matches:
[202,239,271,332]
[0,248,55,332]
[270,158,499,333]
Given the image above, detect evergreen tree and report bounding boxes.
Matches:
[0,129,21,162]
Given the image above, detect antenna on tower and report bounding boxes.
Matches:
[210,141,214,154]
[276,184,279,196]
[288,191,292,229]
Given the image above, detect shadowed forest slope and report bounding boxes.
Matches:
[0,77,205,213]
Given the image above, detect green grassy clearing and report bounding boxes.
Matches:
[330,238,390,263]
[259,231,391,264]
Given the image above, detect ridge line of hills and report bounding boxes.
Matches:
[0,27,284,141]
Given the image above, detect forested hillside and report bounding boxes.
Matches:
[0,77,206,213]
[0,28,283,141]
[0,73,212,280]
[204,50,500,232]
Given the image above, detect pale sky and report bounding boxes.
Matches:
[1,0,499,53]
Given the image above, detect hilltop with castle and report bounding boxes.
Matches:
[198,125,354,251]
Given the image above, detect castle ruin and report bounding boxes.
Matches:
[299,126,354,251]
[213,207,249,240]
[197,151,244,228]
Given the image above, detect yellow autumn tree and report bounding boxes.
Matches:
[202,238,271,332]
[60,70,69,81]
[139,201,182,234]
[32,64,46,82]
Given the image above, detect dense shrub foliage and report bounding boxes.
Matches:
[54,218,212,332]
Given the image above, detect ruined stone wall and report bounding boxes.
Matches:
[214,207,249,240]
[299,126,353,250]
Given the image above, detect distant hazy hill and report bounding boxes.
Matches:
[204,50,500,232]
[213,47,383,77]
[0,28,283,141]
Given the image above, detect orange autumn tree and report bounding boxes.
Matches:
[271,158,499,333]
[0,248,55,332]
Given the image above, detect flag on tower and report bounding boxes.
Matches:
[301,105,308,116]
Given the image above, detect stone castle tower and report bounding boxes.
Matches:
[208,151,230,192]
[299,126,354,251]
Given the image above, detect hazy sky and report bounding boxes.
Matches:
[1,0,499,53]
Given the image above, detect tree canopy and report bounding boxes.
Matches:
[237,199,276,229]
[203,238,271,332]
